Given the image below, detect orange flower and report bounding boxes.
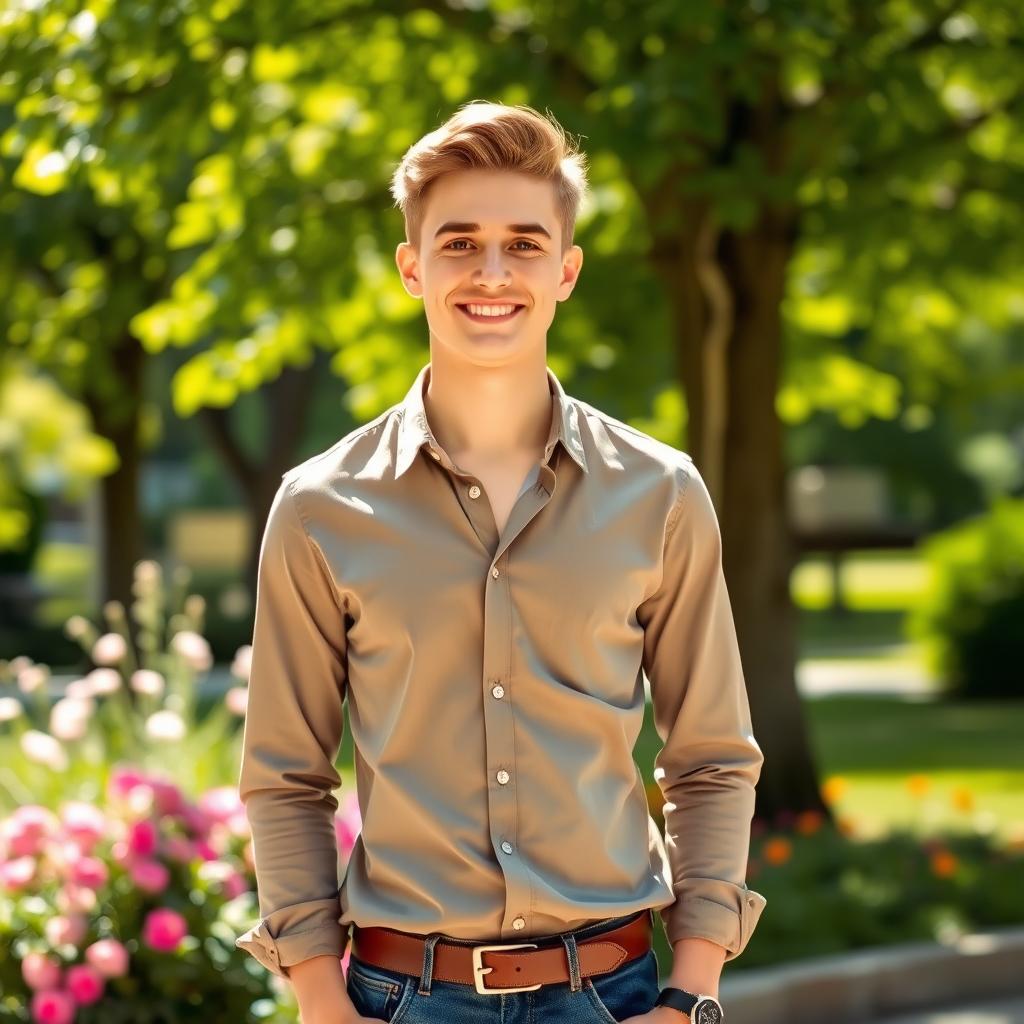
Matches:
[796,810,824,836]
[821,776,847,804]
[762,837,792,866]
[906,775,930,799]
[929,849,958,878]
[950,787,974,813]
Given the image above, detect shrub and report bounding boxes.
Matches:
[907,496,1024,700]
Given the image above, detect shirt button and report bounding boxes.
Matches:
[468,484,481,498]
[512,917,525,930]
[496,769,510,785]
[491,567,499,578]
[501,841,513,854]
[491,684,504,699]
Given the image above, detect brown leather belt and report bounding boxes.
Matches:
[350,910,653,995]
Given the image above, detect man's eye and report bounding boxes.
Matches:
[443,239,540,251]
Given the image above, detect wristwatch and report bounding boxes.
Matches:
[654,986,725,1023]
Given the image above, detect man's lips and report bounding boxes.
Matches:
[455,304,526,324]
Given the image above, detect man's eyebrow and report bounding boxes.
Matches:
[433,221,552,240]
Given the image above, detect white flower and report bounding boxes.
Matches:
[64,614,91,640]
[130,670,165,697]
[171,630,212,673]
[145,710,186,742]
[225,686,248,717]
[134,560,162,588]
[17,664,50,695]
[92,632,127,666]
[230,645,252,681]
[0,696,24,722]
[21,730,69,771]
[86,669,122,695]
[65,678,94,700]
[50,697,94,741]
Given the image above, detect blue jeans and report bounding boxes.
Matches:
[345,909,661,1023]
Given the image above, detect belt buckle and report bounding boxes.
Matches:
[471,942,541,994]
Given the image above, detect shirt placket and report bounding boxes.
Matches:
[426,439,562,938]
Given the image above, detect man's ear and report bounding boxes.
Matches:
[557,244,584,301]
[395,241,423,299]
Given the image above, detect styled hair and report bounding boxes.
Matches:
[389,100,590,254]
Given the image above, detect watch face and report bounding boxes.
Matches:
[694,996,723,1024]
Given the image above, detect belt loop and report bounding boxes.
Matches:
[418,933,442,996]
[559,931,583,992]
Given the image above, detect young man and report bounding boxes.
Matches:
[235,101,766,1024]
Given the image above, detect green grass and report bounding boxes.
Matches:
[633,694,1024,844]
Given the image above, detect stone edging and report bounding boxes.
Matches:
[717,924,1024,1024]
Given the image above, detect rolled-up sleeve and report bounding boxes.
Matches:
[234,475,351,979]
[638,458,767,961]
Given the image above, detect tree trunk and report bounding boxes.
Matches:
[83,333,144,620]
[641,186,831,824]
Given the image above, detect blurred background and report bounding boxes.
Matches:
[1,0,1022,1021]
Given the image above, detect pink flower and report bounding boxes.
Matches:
[50,698,94,742]
[70,856,108,890]
[60,803,106,855]
[17,664,50,695]
[335,792,362,855]
[198,787,243,824]
[224,686,248,716]
[129,859,170,893]
[223,870,248,900]
[230,644,252,680]
[4,805,60,856]
[45,914,88,948]
[127,819,158,857]
[163,836,194,863]
[29,989,75,1024]
[142,908,189,953]
[193,839,218,861]
[85,938,130,978]
[1,856,37,891]
[22,952,63,990]
[107,766,146,801]
[196,859,247,899]
[179,804,210,835]
[148,778,185,818]
[66,964,105,1005]
[170,630,213,672]
[56,883,97,915]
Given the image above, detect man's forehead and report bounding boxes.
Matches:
[423,173,558,231]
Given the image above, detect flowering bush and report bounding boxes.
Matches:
[0,559,361,1022]
[0,764,364,1023]
[731,775,1024,968]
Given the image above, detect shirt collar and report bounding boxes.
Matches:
[395,361,589,479]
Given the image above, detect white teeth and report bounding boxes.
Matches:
[465,304,517,317]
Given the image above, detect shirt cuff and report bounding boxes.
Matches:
[235,896,350,979]
[659,877,767,962]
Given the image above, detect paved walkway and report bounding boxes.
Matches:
[872,995,1024,1023]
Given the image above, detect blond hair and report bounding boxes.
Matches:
[389,100,590,253]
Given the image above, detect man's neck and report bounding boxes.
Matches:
[421,355,553,463]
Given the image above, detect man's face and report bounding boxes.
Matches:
[395,168,583,365]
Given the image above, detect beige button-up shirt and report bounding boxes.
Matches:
[235,360,767,979]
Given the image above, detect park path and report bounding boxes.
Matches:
[871,995,1024,1023]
